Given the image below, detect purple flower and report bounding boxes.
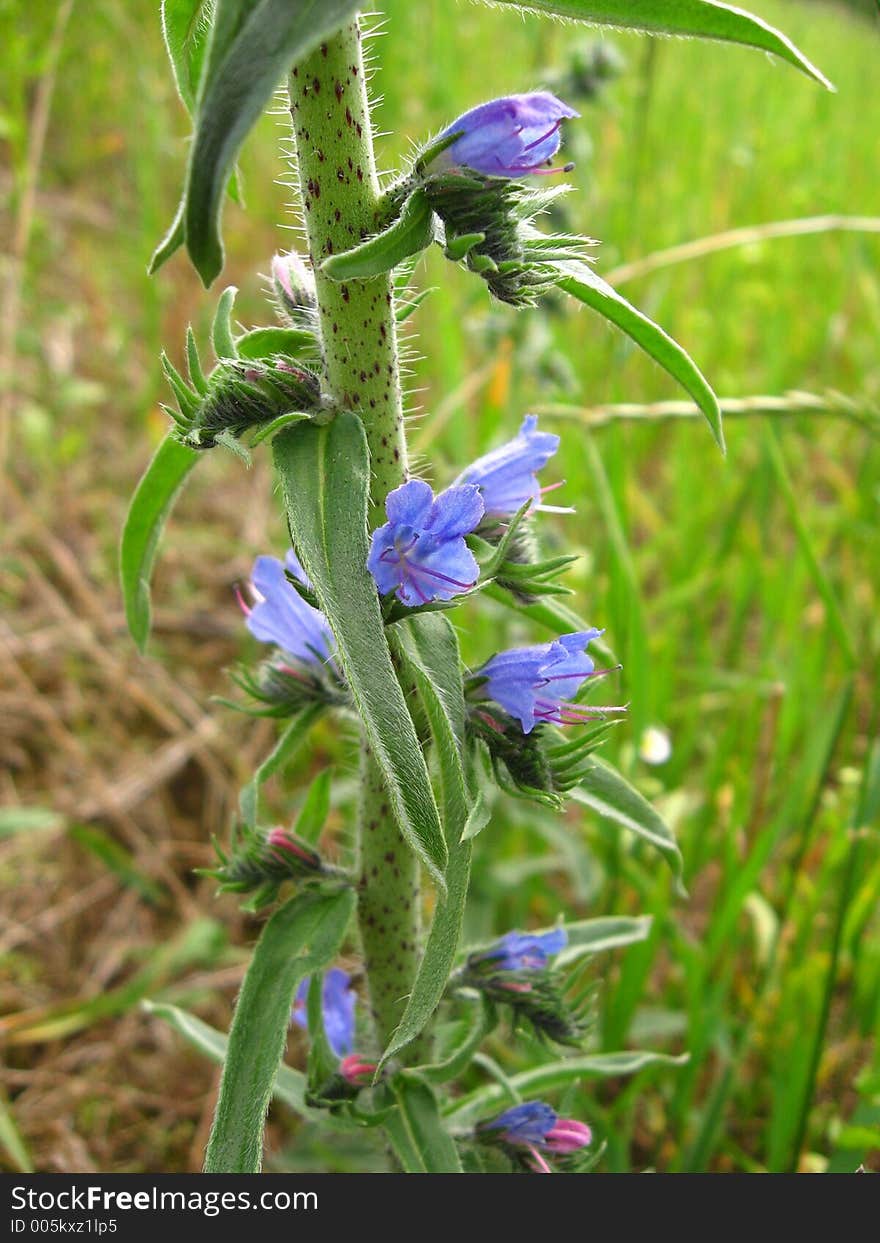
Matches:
[478,629,604,733]
[367,479,484,607]
[292,967,355,1060]
[480,1100,592,1173]
[484,1101,558,1146]
[453,416,567,519]
[482,927,567,971]
[240,553,333,665]
[435,92,578,178]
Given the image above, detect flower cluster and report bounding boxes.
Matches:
[163,350,322,450]
[232,552,347,716]
[206,821,326,910]
[292,968,377,1095]
[462,928,584,1046]
[415,92,589,306]
[478,1101,592,1173]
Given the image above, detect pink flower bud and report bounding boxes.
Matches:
[266,827,319,867]
[545,1118,592,1154]
[339,1054,377,1086]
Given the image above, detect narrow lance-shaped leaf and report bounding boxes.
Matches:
[391,1074,463,1173]
[273,415,448,887]
[380,613,472,1066]
[119,433,199,652]
[183,0,364,285]
[446,1050,689,1128]
[478,0,831,89]
[204,887,355,1172]
[570,756,685,890]
[321,190,435,281]
[161,0,214,113]
[212,285,238,359]
[152,3,242,273]
[238,704,324,827]
[557,263,724,451]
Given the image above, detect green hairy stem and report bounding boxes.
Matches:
[288,23,422,1051]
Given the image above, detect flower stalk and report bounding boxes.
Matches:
[287,23,422,1054]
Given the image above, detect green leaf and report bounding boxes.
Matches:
[294,767,333,844]
[380,614,472,1065]
[238,705,324,827]
[69,825,166,905]
[554,915,653,965]
[161,0,214,113]
[0,1091,33,1173]
[212,285,238,359]
[235,326,316,361]
[570,756,684,888]
[446,1050,689,1127]
[143,1001,325,1122]
[480,1,831,89]
[149,201,186,275]
[273,415,447,887]
[391,1075,463,1172]
[204,887,355,1172]
[418,997,495,1085]
[0,807,64,838]
[183,0,363,285]
[321,190,435,281]
[120,433,199,652]
[557,263,724,451]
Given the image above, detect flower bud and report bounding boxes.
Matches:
[207,822,325,908]
[429,93,578,180]
[183,358,322,449]
[271,251,317,322]
[338,1054,378,1086]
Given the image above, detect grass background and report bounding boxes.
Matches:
[1,0,879,1172]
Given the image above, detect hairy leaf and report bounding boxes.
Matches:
[558,263,724,451]
[380,614,472,1065]
[321,190,435,281]
[239,705,324,827]
[480,1,831,89]
[204,888,355,1171]
[391,1075,463,1172]
[273,415,447,886]
[571,757,684,888]
[120,433,199,652]
[183,0,364,284]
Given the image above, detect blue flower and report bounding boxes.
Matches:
[367,479,484,607]
[453,416,565,519]
[478,629,604,733]
[435,92,578,178]
[480,1101,592,1172]
[483,927,567,971]
[292,967,355,1060]
[482,1101,557,1146]
[241,553,334,664]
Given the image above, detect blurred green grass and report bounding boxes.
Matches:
[2,0,879,1172]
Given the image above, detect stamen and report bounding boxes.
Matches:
[521,119,563,154]
[527,1145,552,1174]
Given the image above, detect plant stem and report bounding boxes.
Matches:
[288,22,422,1053]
